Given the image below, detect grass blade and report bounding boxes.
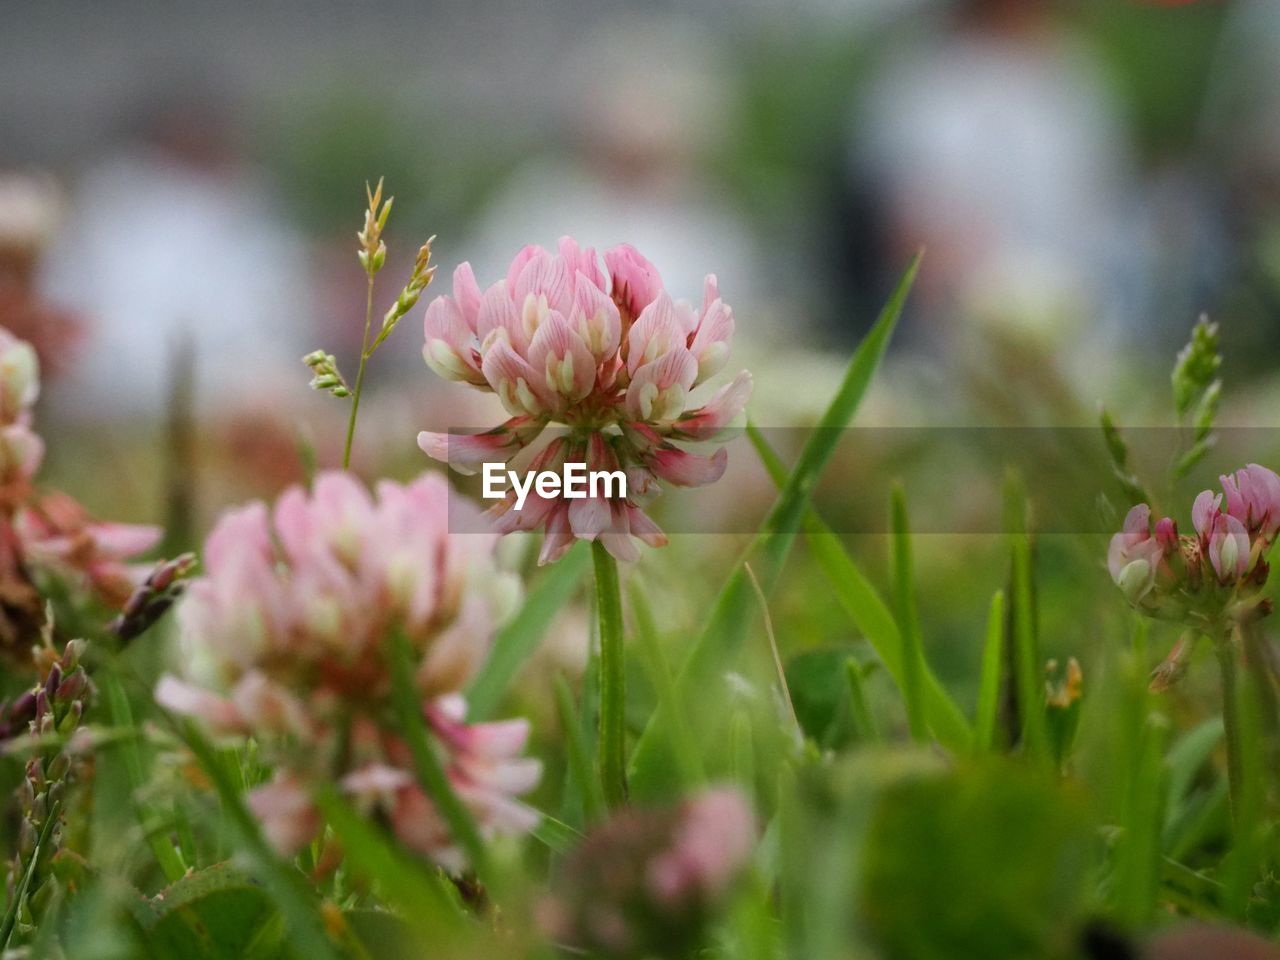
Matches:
[1113,713,1170,927]
[629,582,704,787]
[844,659,880,744]
[974,591,1006,753]
[553,674,606,826]
[1006,473,1049,764]
[467,542,589,721]
[530,814,585,855]
[101,671,188,884]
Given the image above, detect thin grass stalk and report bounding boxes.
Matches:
[341,274,375,470]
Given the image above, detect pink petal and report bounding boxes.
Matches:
[154,676,243,732]
[647,445,727,487]
[604,244,663,321]
[452,262,483,327]
[481,337,550,417]
[675,371,753,440]
[1192,490,1221,541]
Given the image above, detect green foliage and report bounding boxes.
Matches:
[860,762,1093,960]
[889,485,928,743]
[134,863,281,959]
[784,648,860,749]
[1171,318,1223,480]
[1172,317,1222,422]
[1099,406,1150,507]
[748,424,972,752]
[628,255,923,796]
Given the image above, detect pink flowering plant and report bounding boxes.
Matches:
[0,327,161,652]
[15,175,1280,960]
[418,238,751,564]
[156,471,539,870]
[417,239,751,809]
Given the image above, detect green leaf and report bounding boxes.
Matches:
[628,256,922,795]
[143,863,281,960]
[467,542,589,721]
[629,582,704,787]
[806,529,971,752]
[1112,713,1171,927]
[1162,718,1224,836]
[343,910,420,960]
[786,648,858,748]
[844,659,880,744]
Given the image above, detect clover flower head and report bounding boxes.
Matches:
[1109,463,1280,627]
[418,239,751,564]
[156,471,538,868]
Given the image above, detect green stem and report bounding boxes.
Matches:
[1217,638,1243,826]
[342,275,375,470]
[592,540,627,807]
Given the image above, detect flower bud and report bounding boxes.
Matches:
[59,638,86,671]
[1117,558,1154,604]
[54,668,86,706]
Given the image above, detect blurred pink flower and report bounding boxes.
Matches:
[16,491,161,608]
[0,330,40,498]
[156,470,539,869]
[419,239,751,564]
[539,786,756,959]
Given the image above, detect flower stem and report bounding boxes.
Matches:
[342,275,375,470]
[592,540,627,808]
[1217,637,1243,825]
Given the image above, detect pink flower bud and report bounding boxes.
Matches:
[1208,513,1250,583]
